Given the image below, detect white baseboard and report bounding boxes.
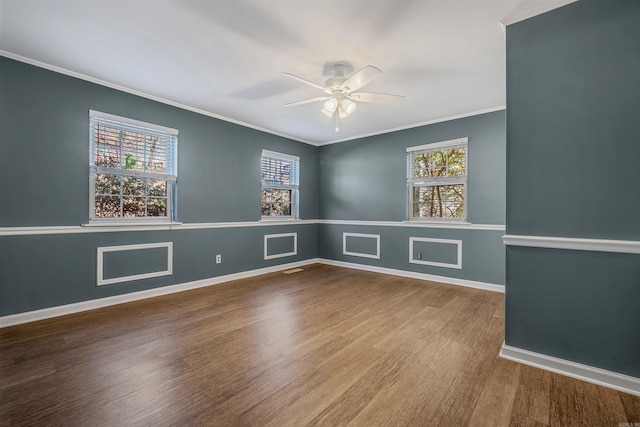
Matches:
[317,258,504,293]
[0,258,321,328]
[0,258,502,328]
[500,344,640,397]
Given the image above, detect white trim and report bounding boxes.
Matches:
[164,220,312,230]
[89,109,178,135]
[0,50,317,146]
[0,259,320,328]
[0,220,504,237]
[406,137,468,153]
[319,106,505,146]
[500,344,640,397]
[264,232,298,260]
[317,258,504,293]
[96,242,173,286]
[502,234,640,254]
[342,232,381,259]
[322,220,504,230]
[82,221,183,228]
[500,0,579,27]
[0,220,317,236]
[409,237,462,269]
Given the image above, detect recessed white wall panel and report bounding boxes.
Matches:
[409,237,462,269]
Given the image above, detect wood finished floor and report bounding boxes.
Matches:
[1,264,639,426]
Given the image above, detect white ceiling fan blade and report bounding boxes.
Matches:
[349,92,405,104]
[282,72,330,93]
[341,65,382,92]
[284,96,329,107]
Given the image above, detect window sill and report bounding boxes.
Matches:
[82,221,182,228]
[403,220,470,225]
[259,217,301,222]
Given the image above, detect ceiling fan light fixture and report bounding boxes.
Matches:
[321,107,334,118]
[342,98,356,115]
[337,104,350,119]
[324,98,338,112]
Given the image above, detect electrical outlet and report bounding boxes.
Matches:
[216,254,222,264]
[417,252,422,260]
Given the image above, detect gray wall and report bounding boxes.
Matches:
[0,57,318,226]
[319,111,506,224]
[0,57,318,316]
[0,56,507,318]
[318,111,506,286]
[506,0,640,377]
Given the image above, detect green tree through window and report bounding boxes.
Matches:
[407,138,467,220]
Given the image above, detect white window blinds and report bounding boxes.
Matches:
[261,150,299,189]
[90,111,178,181]
[89,110,178,221]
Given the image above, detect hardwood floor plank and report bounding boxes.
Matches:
[509,365,552,426]
[549,372,628,426]
[468,358,521,427]
[1,264,639,426]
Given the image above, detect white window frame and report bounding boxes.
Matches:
[406,137,468,222]
[261,149,299,220]
[89,110,178,224]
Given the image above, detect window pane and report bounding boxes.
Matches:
[147,179,167,197]
[147,198,167,217]
[262,189,291,204]
[262,188,274,203]
[276,202,291,216]
[411,147,466,178]
[122,177,145,196]
[96,174,121,195]
[123,197,145,217]
[413,184,464,219]
[447,148,465,176]
[427,151,446,177]
[121,131,145,172]
[445,200,464,218]
[95,196,120,218]
[261,189,292,217]
[146,135,167,174]
[411,153,428,178]
[94,148,121,168]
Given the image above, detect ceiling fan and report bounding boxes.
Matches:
[283,63,404,132]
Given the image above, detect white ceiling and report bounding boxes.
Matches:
[0,0,575,145]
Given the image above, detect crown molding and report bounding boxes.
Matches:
[318,106,506,146]
[500,0,579,27]
[1,51,510,148]
[0,50,318,146]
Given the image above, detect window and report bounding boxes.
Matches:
[89,110,178,222]
[407,137,467,221]
[261,150,299,219]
